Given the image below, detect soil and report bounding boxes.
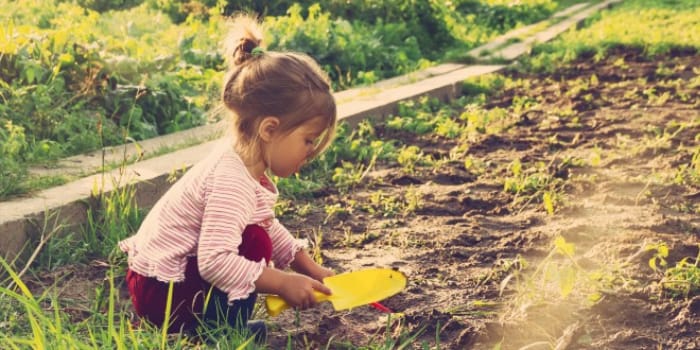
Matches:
[270,48,700,349]
[24,48,700,349]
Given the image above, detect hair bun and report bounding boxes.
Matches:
[225,14,264,66]
[233,38,259,64]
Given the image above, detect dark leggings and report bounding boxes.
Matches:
[125,225,273,333]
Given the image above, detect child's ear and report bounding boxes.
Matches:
[258,116,280,142]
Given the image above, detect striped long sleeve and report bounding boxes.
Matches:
[197,157,266,301]
[119,141,304,303]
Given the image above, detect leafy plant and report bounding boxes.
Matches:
[386,96,472,140]
[502,158,569,213]
[499,236,636,323]
[396,145,428,175]
[674,145,700,186]
[661,248,700,298]
[0,121,28,197]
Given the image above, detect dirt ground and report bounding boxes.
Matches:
[23,49,700,349]
[271,49,700,349]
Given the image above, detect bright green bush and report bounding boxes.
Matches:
[74,0,143,12]
[0,1,210,170]
[0,121,28,197]
[0,0,569,197]
[265,4,426,89]
[456,0,556,32]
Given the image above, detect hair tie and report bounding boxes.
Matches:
[251,47,264,57]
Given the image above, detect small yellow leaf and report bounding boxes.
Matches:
[543,192,554,215]
[554,236,575,257]
[649,257,657,271]
[559,266,576,299]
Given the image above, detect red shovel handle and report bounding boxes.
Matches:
[370,302,393,313]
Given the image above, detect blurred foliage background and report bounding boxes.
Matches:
[0,0,562,197]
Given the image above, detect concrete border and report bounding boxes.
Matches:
[0,0,622,261]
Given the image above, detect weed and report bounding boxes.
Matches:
[446,299,501,317]
[462,154,490,175]
[88,179,144,264]
[0,257,263,349]
[674,146,700,186]
[332,158,375,191]
[397,146,428,175]
[460,106,512,138]
[324,203,351,224]
[366,191,404,218]
[403,187,424,216]
[647,243,700,298]
[503,159,567,214]
[499,236,637,322]
[661,247,700,298]
[307,228,325,265]
[645,242,669,272]
[274,198,294,217]
[360,187,423,219]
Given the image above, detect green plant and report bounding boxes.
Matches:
[0,257,262,349]
[396,145,427,175]
[661,247,700,298]
[332,159,374,191]
[361,188,422,219]
[87,178,144,262]
[460,106,512,137]
[265,3,425,90]
[78,0,143,12]
[307,227,325,265]
[499,236,635,325]
[674,145,700,186]
[402,187,423,216]
[502,158,569,213]
[646,243,700,298]
[323,203,351,224]
[387,97,467,138]
[0,121,28,198]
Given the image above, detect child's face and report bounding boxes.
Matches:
[268,118,326,178]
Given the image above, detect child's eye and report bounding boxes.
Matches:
[305,139,314,145]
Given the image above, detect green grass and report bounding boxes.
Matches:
[0,257,264,349]
[0,257,424,349]
[522,0,700,71]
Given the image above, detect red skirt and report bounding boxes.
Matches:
[125,225,273,332]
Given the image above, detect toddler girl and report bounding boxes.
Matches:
[119,14,337,341]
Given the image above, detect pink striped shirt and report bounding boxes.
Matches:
[119,140,305,302]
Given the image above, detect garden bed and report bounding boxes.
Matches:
[263,47,700,349]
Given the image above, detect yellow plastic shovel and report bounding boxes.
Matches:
[265,268,406,316]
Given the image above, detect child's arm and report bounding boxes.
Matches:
[290,249,335,282]
[255,266,331,309]
[266,220,334,281]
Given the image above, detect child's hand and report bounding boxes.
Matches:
[279,272,332,309]
[311,266,335,281]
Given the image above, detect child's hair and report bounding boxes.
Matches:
[222,14,337,163]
